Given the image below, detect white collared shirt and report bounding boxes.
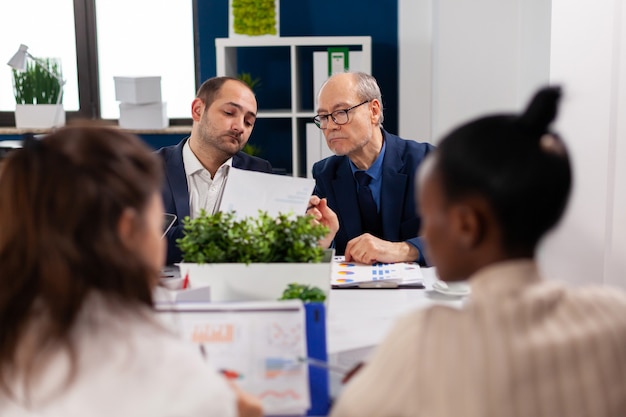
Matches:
[182,140,232,219]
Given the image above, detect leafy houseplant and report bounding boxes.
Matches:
[12,58,65,129]
[237,72,262,92]
[13,59,63,105]
[177,210,328,264]
[176,210,333,302]
[280,283,326,303]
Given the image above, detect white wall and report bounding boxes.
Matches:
[398,0,433,143]
[399,0,626,289]
[539,0,626,289]
[398,0,551,143]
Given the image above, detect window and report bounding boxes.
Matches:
[0,0,79,112]
[0,0,196,127]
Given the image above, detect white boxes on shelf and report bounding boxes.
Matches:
[114,76,168,129]
[119,102,168,129]
[114,76,162,104]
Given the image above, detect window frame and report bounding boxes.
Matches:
[0,0,198,128]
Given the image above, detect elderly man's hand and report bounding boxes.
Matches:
[306,195,338,249]
[344,234,419,264]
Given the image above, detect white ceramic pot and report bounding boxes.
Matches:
[15,104,65,129]
[179,260,331,302]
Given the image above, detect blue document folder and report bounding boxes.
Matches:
[305,303,330,416]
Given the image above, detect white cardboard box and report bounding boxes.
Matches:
[114,76,162,104]
[119,102,168,129]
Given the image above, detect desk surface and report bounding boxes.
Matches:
[326,267,465,354]
[158,264,468,406]
[325,267,467,399]
[159,265,465,355]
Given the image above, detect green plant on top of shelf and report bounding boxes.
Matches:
[242,143,262,157]
[237,72,262,92]
[12,58,63,105]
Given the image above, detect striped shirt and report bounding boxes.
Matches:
[329,259,626,417]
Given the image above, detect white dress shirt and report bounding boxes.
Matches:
[182,140,232,219]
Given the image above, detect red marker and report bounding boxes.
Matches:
[181,272,189,289]
[220,369,241,380]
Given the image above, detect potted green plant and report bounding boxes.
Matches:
[176,210,333,302]
[12,58,65,129]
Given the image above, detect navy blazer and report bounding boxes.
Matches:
[157,138,273,265]
[312,129,434,265]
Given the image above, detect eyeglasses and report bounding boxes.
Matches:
[313,100,370,129]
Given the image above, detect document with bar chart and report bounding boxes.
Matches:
[331,256,424,288]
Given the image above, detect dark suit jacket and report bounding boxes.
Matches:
[312,129,434,265]
[157,137,273,264]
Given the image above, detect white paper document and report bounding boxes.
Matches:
[331,256,424,288]
[216,167,315,219]
[156,300,310,415]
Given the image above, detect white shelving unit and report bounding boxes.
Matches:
[215,36,372,176]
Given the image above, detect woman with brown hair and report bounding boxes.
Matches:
[0,124,262,416]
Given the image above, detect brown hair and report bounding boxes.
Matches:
[195,76,254,109]
[0,122,163,396]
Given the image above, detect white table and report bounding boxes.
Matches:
[158,265,468,401]
[325,267,466,397]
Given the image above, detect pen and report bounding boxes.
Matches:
[198,344,206,359]
[297,356,351,375]
[181,272,189,289]
[220,369,242,380]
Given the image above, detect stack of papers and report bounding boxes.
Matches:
[331,256,424,288]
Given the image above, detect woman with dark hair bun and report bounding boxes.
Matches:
[0,123,262,417]
[329,87,626,417]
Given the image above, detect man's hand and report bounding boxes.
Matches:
[344,234,419,264]
[306,195,338,249]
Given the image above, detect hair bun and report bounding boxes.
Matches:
[518,86,562,135]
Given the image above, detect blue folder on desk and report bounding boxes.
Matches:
[305,303,330,416]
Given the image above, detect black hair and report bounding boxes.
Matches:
[434,86,572,254]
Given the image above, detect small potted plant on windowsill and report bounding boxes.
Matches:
[12,58,65,129]
[176,210,333,302]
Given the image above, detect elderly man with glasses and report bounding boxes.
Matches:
[311,72,434,265]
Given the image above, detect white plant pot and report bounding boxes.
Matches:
[179,259,332,302]
[15,104,66,129]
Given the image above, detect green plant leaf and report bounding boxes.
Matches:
[12,58,63,105]
[279,283,326,303]
[176,209,329,264]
